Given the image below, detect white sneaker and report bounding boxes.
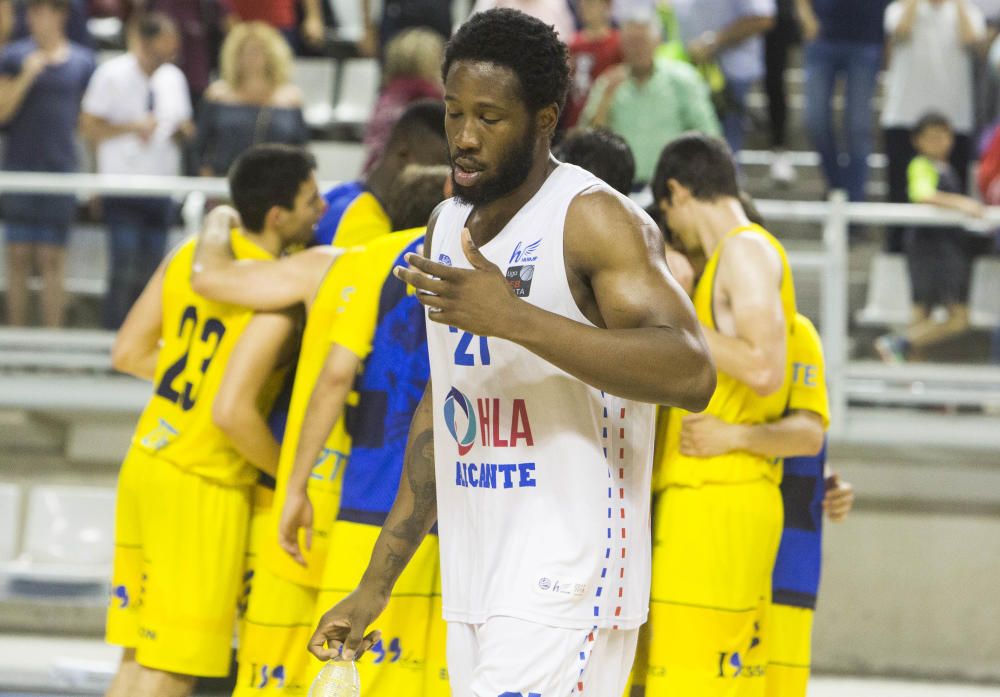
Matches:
[770,151,795,185]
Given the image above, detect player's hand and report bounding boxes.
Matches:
[823,473,854,522]
[394,228,520,339]
[680,413,740,457]
[200,204,241,242]
[309,588,388,661]
[278,489,314,566]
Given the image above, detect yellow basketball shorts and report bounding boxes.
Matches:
[232,485,323,697]
[106,447,251,678]
[233,563,321,697]
[315,520,441,696]
[646,480,783,697]
[765,604,813,697]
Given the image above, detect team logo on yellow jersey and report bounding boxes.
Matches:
[139,418,179,451]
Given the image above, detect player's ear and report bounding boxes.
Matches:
[264,204,284,231]
[667,178,689,206]
[536,103,559,139]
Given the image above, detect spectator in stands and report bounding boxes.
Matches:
[361,27,444,176]
[877,112,984,363]
[194,21,307,177]
[563,0,622,129]
[230,0,324,53]
[140,0,236,104]
[580,14,721,185]
[80,12,192,329]
[2,0,92,48]
[357,0,452,61]
[671,0,775,153]
[796,0,888,202]
[763,0,800,184]
[471,0,576,40]
[556,127,635,195]
[0,0,94,327]
[882,0,986,252]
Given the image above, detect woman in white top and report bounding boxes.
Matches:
[881,0,986,251]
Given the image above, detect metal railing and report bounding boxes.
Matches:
[1,173,999,443]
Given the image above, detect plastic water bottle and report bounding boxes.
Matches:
[307,660,361,697]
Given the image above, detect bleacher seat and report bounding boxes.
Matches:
[311,140,366,182]
[296,58,338,131]
[855,253,914,327]
[331,58,380,130]
[0,483,20,562]
[969,256,1000,329]
[5,485,115,583]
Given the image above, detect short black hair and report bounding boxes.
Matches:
[129,12,178,40]
[387,99,447,146]
[652,133,741,205]
[228,145,317,232]
[387,165,449,230]
[913,111,952,137]
[442,8,570,113]
[557,128,636,195]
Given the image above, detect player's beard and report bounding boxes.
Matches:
[451,122,537,207]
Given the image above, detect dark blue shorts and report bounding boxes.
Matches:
[5,222,70,246]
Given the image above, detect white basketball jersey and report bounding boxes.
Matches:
[427,163,656,630]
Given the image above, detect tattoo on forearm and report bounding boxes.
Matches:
[370,409,436,595]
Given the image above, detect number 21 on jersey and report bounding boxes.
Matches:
[450,326,490,366]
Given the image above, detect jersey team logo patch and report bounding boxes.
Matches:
[509,239,541,264]
[505,265,534,297]
[443,386,477,456]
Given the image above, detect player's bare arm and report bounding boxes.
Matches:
[212,311,298,478]
[279,343,362,565]
[679,409,824,459]
[396,189,716,408]
[111,259,167,380]
[704,233,787,396]
[191,205,340,311]
[309,380,436,662]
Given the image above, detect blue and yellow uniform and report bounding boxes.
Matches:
[314,181,391,247]
[313,229,447,697]
[234,248,370,696]
[107,231,287,678]
[767,314,830,697]
[647,224,797,697]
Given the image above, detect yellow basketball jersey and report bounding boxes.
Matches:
[658,224,797,487]
[787,313,830,429]
[333,191,391,247]
[260,247,369,588]
[132,231,285,487]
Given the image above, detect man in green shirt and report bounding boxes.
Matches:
[580,14,721,185]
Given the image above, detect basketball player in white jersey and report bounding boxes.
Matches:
[307,9,716,696]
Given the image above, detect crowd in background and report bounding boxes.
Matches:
[3,0,1000,361]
